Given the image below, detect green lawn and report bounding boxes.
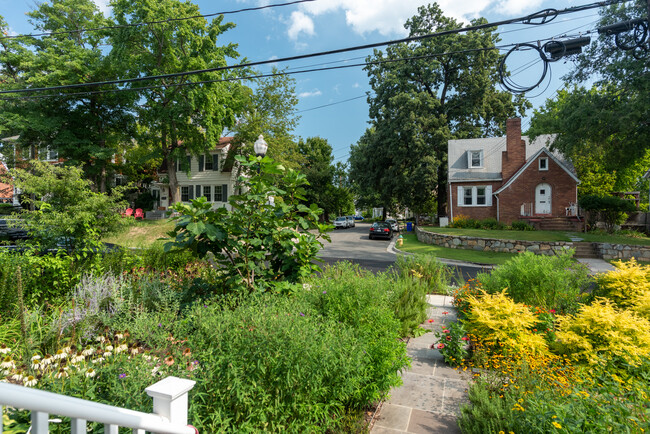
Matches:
[103,219,175,248]
[420,226,650,246]
[397,232,518,265]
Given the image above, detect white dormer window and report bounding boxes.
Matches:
[539,157,548,171]
[467,150,483,168]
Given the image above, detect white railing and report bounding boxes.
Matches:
[0,376,196,434]
[520,202,533,217]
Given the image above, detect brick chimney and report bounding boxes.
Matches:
[501,118,526,181]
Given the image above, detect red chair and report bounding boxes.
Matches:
[134,208,144,220]
[123,208,133,217]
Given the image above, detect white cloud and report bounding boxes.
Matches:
[294,0,545,36]
[287,11,315,40]
[352,83,360,88]
[298,89,322,98]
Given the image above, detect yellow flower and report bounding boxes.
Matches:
[499,431,505,434]
[552,421,562,429]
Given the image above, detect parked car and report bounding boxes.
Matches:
[386,218,399,232]
[369,221,393,240]
[354,215,364,221]
[334,216,349,229]
[346,216,356,228]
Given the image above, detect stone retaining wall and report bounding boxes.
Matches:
[415,227,650,261]
[597,243,650,261]
[415,226,573,255]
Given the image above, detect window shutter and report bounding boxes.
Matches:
[186,156,191,172]
[195,185,201,199]
[457,186,463,206]
[486,185,493,206]
[222,184,228,202]
[188,185,194,200]
[199,155,204,172]
[212,154,219,171]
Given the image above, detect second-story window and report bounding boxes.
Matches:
[539,157,548,171]
[468,150,483,168]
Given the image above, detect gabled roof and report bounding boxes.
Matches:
[494,148,580,195]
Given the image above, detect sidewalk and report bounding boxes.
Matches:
[576,257,616,274]
[371,295,469,434]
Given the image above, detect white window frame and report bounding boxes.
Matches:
[203,185,211,202]
[539,157,548,171]
[467,150,483,169]
[457,185,492,207]
[180,186,190,202]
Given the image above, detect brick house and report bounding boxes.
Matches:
[447,118,581,228]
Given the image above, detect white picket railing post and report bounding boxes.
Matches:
[145,377,196,427]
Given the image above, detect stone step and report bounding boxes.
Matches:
[572,241,599,259]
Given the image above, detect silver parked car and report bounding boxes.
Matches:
[334,216,349,229]
[386,218,399,232]
[346,216,356,228]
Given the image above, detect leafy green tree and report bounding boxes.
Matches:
[354,4,528,217]
[166,156,331,292]
[7,160,127,251]
[0,1,136,192]
[230,67,303,169]
[297,137,335,218]
[110,0,249,205]
[529,1,649,189]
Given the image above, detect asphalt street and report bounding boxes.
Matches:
[317,222,490,282]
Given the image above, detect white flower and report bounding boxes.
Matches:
[151,366,160,376]
[96,336,106,343]
[24,375,38,387]
[41,354,54,366]
[105,345,114,352]
[115,333,124,340]
[92,357,104,364]
[303,283,312,291]
[54,349,68,360]
[0,344,11,354]
[85,368,96,378]
[71,353,85,364]
[115,344,127,354]
[11,372,24,381]
[54,368,68,379]
[82,347,94,356]
[130,347,140,356]
[103,351,112,358]
[1,356,15,370]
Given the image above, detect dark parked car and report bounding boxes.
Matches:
[369,221,393,240]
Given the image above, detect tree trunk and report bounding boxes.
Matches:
[99,163,107,193]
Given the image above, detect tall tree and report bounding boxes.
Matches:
[230,67,303,169]
[529,0,649,186]
[0,1,135,192]
[354,3,528,217]
[110,0,249,204]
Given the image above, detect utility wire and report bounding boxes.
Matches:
[297,95,367,113]
[0,0,626,96]
[0,0,317,41]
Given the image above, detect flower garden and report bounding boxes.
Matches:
[442,253,650,433]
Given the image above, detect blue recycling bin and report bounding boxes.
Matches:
[407,222,413,232]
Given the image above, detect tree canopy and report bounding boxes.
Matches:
[350,3,528,217]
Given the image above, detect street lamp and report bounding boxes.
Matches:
[254,134,268,158]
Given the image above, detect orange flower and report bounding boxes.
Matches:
[164,356,174,366]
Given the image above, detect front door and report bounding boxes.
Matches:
[535,183,551,214]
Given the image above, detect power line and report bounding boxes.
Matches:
[297,95,368,113]
[0,0,317,41]
[0,0,626,96]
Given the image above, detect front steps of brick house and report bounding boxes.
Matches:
[524,216,583,232]
[572,241,600,259]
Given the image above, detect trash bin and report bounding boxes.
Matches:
[406,222,413,232]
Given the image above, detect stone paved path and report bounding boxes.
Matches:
[371,295,470,434]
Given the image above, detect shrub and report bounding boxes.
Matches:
[510,220,535,231]
[595,258,650,308]
[179,294,408,432]
[554,299,650,367]
[464,290,550,357]
[394,254,453,295]
[476,250,591,313]
[451,278,483,321]
[579,194,637,233]
[478,218,505,230]
[450,214,478,228]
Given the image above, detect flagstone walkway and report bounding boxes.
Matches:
[371,295,470,434]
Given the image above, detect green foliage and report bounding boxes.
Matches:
[167,156,331,292]
[509,220,535,231]
[179,294,408,432]
[476,250,591,313]
[434,321,468,366]
[351,4,528,216]
[395,254,453,295]
[450,215,508,230]
[579,194,637,233]
[9,161,127,251]
[554,299,650,368]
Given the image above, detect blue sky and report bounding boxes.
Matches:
[1,0,602,163]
